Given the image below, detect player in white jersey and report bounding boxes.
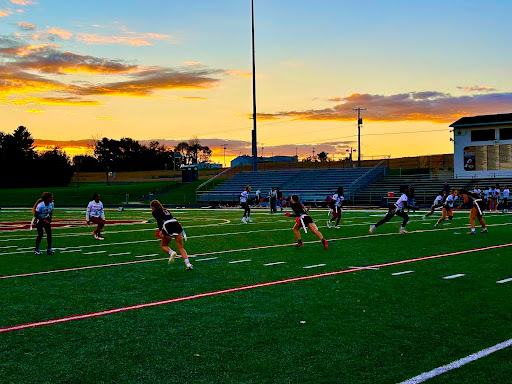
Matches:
[488,186,496,212]
[435,189,458,227]
[369,186,410,234]
[240,186,252,223]
[473,185,481,196]
[493,185,501,213]
[423,190,446,219]
[32,192,55,255]
[86,193,106,240]
[503,185,509,213]
[327,187,344,229]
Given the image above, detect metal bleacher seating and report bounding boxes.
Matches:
[196,167,376,204]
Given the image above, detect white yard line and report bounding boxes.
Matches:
[398,338,512,384]
[109,252,131,256]
[134,254,159,258]
[83,251,107,255]
[229,259,251,264]
[392,270,414,276]
[303,264,326,269]
[195,257,218,262]
[443,274,465,280]
[349,266,380,270]
[497,278,512,284]
[264,261,286,266]
[60,249,82,253]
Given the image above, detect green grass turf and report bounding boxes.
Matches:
[0,208,511,383]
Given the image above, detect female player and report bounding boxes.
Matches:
[150,200,193,270]
[285,194,328,249]
[86,193,105,240]
[327,187,344,229]
[32,192,55,255]
[503,185,509,213]
[422,190,446,219]
[435,189,458,227]
[369,186,410,234]
[240,186,252,223]
[458,189,488,234]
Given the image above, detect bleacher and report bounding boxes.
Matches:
[196,168,375,204]
[355,174,512,206]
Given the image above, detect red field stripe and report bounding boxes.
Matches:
[1,243,510,334]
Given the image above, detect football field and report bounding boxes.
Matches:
[1,207,511,383]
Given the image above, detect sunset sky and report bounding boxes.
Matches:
[1,0,511,164]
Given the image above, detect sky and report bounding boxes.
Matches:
[1,0,511,164]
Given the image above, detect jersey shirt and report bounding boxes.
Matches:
[394,194,408,210]
[35,201,54,220]
[240,191,249,203]
[86,200,105,221]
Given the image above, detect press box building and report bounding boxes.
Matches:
[451,113,512,178]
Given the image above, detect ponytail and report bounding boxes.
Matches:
[32,198,43,214]
[32,192,53,214]
[150,199,164,211]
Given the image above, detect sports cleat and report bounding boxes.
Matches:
[369,225,376,234]
[47,248,55,255]
[186,264,193,270]
[34,249,42,255]
[422,215,426,220]
[399,227,407,234]
[326,221,331,229]
[96,236,104,240]
[241,217,247,224]
[168,250,177,264]
[92,230,97,238]
[247,217,252,222]
[481,228,488,233]
[334,225,340,229]
[467,231,476,235]
[322,239,328,250]
[435,223,439,228]
[295,241,303,248]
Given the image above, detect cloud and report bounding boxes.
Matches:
[46,27,72,40]
[226,70,252,78]
[75,31,175,46]
[184,61,204,67]
[29,27,74,41]
[17,22,36,30]
[179,96,208,100]
[10,0,36,5]
[457,85,496,92]
[260,91,512,123]
[0,9,12,17]
[96,116,114,120]
[26,109,43,113]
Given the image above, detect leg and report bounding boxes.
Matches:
[292,222,302,241]
[375,212,394,228]
[424,207,435,217]
[174,233,192,268]
[45,222,52,250]
[307,222,324,240]
[160,236,172,254]
[35,221,44,249]
[96,218,105,235]
[436,209,448,225]
[396,210,409,227]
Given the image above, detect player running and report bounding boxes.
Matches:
[369,186,410,234]
[327,187,344,229]
[423,191,446,219]
[458,189,488,234]
[32,192,55,255]
[86,193,105,240]
[240,186,252,223]
[150,200,193,270]
[285,194,328,249]
[435,189,458,227]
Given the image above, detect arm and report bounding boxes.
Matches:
[86,203,91,222]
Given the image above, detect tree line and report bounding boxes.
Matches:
[0,126,213,187]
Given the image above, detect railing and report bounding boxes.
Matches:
[195,167,233,202]
[345,160,389,202]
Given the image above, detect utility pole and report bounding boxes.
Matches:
[353,107,366,167]
[251,0,258,171]
[221,144,228,167]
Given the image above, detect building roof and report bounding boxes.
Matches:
[450,113,512,128]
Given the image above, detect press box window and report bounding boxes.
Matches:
[500,128,512,141]
[471,129,495,142]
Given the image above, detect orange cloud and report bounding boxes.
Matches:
[185,62,204,66]
[179,96,208,100]
[457,85,496,92]
[46,27,72,40]
[260,92,512,123]
[75,31,174,46]
[10,0,36,5]
[26,108,43,113]
[17,22,36,30]
[227,70,253,78]
[0,9,11,17]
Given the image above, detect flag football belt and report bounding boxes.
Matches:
[474,199,483,216]
[299,214,308,233]
[163,219,187,241]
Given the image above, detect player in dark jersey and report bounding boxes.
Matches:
[150,200,193,269]
[285,194,328,249]
[458,189,488,234]
[32,192,55,255]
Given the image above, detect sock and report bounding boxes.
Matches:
[169,249,174,255]
[297,239,302,244]
[184,258,191,266]
[471,228,476,233]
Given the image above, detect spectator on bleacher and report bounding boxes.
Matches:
[327,187,344,229]
[442,182,450,194]
[492,184,500,213]
[407,185,416,212]
[369,185,410,235]
[240,186,252,223]
[473,185,481,197]
[483,186,490,203]
[269,187,277,213]
[276,188,283,211]
[503,185,509,213]
[255,189,261,207]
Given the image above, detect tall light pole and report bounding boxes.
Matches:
[251,0,258,171]
[221,144,228,167]
[353,107,366,167]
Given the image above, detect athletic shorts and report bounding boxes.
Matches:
[90,216,105,225]
[163,221,183,237]
[301,215,314,226]
[443,206,454,212]
[431,203,442,210]
[240,202,249,210]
